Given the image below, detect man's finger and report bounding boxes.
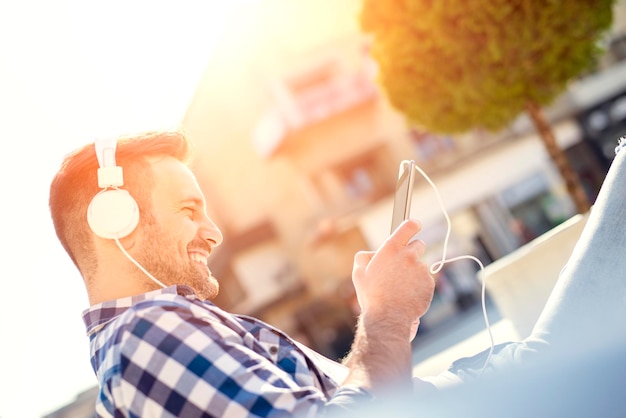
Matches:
[354,250,375,267]
[388,219,422,246]
[406,238,427,257]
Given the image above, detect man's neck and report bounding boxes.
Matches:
[87,267,160,305]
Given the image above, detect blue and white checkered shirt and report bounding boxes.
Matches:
[83,286,352,417]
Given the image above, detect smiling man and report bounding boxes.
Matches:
[49,131,436,417]
[49,130,626,417]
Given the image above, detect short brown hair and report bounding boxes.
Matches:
[49,131,192,279]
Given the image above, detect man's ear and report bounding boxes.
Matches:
[87,189,140,240]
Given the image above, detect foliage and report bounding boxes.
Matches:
[360,0,615,134]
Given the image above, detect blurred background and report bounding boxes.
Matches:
[2,0,626,416]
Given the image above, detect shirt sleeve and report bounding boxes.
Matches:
[109,300,331,418]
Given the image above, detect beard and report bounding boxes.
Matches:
[133,219,219,300]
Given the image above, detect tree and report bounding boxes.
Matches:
[360,0,616,213]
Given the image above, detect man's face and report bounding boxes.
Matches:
[133,156,223,300]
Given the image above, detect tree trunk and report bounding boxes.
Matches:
[525,101,591,214]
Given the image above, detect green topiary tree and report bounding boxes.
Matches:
[361,0,616,213]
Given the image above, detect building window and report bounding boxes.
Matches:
[321,145,395,207]
[608,33,626,63]
[339,166,374,199]
[409,129,456,163]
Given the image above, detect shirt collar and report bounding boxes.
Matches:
[82,285,197,335]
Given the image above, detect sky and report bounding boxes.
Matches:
[0,1,253,416]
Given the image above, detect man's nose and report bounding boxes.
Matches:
[199,214,223,247]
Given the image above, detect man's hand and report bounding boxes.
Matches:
[341,219,435,395]
[352,219,434,340]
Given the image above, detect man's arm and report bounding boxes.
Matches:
[339,219,434,396]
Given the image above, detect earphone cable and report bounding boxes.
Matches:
[114,237,168,289]
[412,162,495,375]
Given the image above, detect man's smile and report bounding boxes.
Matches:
[189,251,209,266]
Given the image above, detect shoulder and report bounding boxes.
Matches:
[108,295,249,380]
[94,295,239,416]
[115,293,241,344]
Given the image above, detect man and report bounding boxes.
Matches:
[49,131,435,417]
[51,131,626,417]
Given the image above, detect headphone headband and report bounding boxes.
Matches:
[95,139,124,189]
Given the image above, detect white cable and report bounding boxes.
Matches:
[114,237,167,289]
[412,163,495,375]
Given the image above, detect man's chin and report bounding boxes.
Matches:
[196,276,219,301]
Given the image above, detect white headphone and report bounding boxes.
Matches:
[87,139,140,239]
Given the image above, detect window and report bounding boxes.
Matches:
[409,129,456,163]
[309,145,395,210]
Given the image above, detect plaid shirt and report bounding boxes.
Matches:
[83,286,350,417]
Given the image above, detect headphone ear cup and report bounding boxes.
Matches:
[87,189,140,239]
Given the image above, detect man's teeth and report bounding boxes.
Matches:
[190,253,208,265]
